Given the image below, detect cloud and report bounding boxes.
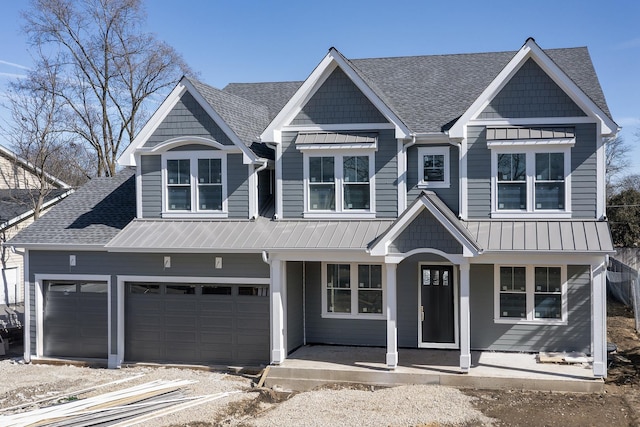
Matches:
[0,60,31,70]
[614,38,640,50]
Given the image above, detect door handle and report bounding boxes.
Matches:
[420,305,424,321]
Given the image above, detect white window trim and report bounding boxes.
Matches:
[493,265,568,325]
[417,146,450,189]
[161,150,228,218]
[321,262,386,320]
[490,143,572,219]
[302,149,376,219]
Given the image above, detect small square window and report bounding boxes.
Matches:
[417,147,450,188]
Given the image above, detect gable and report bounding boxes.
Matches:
[291,68,388,126]
[479,59,586,119]
[143,92,234,149]
[389,209,463,254]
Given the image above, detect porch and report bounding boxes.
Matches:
[264,345,604,393]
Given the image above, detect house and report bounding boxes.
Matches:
[9,38,618,378]
[0,145,72,334]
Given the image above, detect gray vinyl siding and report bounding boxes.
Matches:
[389,210,463,254]
[479,59,586,119]
[374,129,398,218]
[407,144,459,214]
[281,131,304,218]
[303,262,385,346]
[292,68,388,125]
[466,126,491,218]
[571,123,598,218]
[143,92,234,148]
[27,251,269,357]
[139,151,249,219]
[140,155,162,218]
[280,129,398,218]
[227,153,249,219]
[286,261,304,352]
[469,264,591,353]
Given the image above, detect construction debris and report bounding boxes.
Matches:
[537,352,592,364]
[0,378,240,427]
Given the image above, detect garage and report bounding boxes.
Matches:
[43,281,108,358]
[124,282,269,366]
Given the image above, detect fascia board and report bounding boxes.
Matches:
[0,145,71,189]
[448,45,531,139]
[261,53,337,143]
[329,50,411,139]
[525,42,618,136]
[449,39,618,139]
[369,194,481,257]
[261,49,411,143]
[181,79,258,165]
[118,80,188,167]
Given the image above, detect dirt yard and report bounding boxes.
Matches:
[0,298,638,426]
[464,298,640,427]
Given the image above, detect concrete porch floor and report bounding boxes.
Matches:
[264,345,604,393]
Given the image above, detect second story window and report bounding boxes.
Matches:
[304,152,375,217]
[163,151,227,217]
[417,146,450,188]
[490,144,571,218]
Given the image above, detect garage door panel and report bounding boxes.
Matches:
[43,281,108,359]
[125,282,269,366]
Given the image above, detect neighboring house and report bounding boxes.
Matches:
[0,145,72,332]
[9,38,618,378]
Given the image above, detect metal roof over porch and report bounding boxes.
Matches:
[463,220,614,253]
[105,218,394,252]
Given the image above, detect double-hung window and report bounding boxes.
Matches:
[304,152,374,217]
[495,265,566,324]
[490,142,572,218]
[323,262,384,318]
[417,146,450,188]
[163,151,227,217]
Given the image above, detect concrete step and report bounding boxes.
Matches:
[265,366,440,391]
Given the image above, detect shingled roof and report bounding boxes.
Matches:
[215,46,611,135]
[0,189,70,226]
[8,169,135,247]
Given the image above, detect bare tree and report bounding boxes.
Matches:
[22,0,192,176]
[605,135,631,195]
[0,57,77,219]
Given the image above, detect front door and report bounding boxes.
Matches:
[420,265,456,347]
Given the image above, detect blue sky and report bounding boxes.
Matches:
[1,0,639,174]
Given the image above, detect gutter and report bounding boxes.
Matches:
[0,189,74,231]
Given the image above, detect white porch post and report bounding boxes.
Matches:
[386,262,398,369]
[592,260,608,378]
[270,259,286,365]
[459,262,471,372]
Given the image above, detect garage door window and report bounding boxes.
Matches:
[129,283,161,294]
[48,283,77,293]
[202,285,232,295]
[239,286,269,296]
[166,284,196,295]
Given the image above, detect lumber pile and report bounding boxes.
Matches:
[0,378,239,426]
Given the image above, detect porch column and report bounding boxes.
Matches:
[592,260,607,378]
[459,262,471,372]
[270,259,286,365]
[386,262,398,369]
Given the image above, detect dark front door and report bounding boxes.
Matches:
[420,265,455,345]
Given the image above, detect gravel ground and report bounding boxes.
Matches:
[0,357,494,426]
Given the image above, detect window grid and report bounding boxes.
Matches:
[323,263,384,318]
